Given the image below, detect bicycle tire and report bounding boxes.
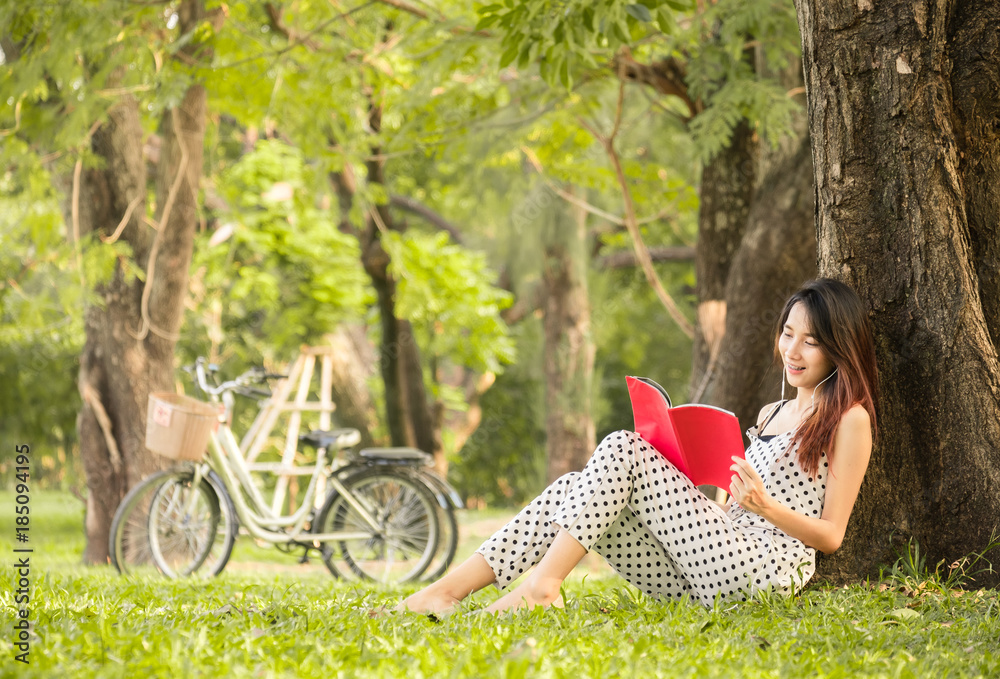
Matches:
[407,469,459,581]
[314,468,439,584]
[109,470,174,576]
[147,471,237,578]
[109,468,236,577]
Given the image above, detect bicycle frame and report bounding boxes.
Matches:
[199,414,384,544]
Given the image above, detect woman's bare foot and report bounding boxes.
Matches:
[395,553,496,616]
[482,577,564,615]
[396,590,462,616]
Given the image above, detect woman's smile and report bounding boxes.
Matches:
[779,302,835,389]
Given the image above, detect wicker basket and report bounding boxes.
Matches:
[145,392,219,461]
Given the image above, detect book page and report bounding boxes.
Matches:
[669,406,745,489]
[626,376,689,478]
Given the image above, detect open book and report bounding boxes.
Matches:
[626,376,745,489]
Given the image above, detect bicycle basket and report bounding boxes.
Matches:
[145,392,220,461]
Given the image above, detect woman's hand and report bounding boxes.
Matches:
[728,456,774,516]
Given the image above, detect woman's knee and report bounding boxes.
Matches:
[599,429,638,448]
[594,430,639,460]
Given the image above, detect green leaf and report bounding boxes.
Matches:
[559,57,572,90]
[625,4,653,22]
[499,44,519,68]
[656,6,677,34]
[475,14,502,30]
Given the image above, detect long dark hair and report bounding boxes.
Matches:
[774,279,879,476]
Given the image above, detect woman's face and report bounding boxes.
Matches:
[779,302,835,391]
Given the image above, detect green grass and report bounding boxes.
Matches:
[1,491,998,678]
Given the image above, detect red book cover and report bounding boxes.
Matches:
[626,376,745,489]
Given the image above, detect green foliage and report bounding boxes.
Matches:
[184,140,370,365]
[0,141,86,480]
[2,491,1000,677]
[0,0,226,474]
[0,0,201,157]
[450,366,547,506]
[880,534,1000,595]
[479,0,802,159]
[2,0,719,495]
[386,231,515,374]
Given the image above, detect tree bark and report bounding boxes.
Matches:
[948,0,1000,349]
[689,123,757,401]
[542,192,596,481]
[324,325,378,449]
[355,101,437,462]
[703,58,817,430]
[76,0,213,563]
[708,136,816,433]
[794,0,1000,586]
[77,97,153,565]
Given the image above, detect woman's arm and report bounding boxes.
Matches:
[728,404,872,554]
[713,401,783,512]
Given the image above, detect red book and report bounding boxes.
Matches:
[626,376,745,489]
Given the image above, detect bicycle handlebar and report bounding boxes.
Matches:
[185,358,285,399]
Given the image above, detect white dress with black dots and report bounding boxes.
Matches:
[475,402,829,608]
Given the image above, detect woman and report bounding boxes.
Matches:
[401,278,879,614]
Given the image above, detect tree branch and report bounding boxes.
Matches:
[264,2,323,49]
[596,246,695,269]
[80,383,123,473]
[373,0,433,21]
[610,48,701,119]
[388,194,464,244]
[372,0,490,35]
[520,146,677,228]
[134,107,187,342]
[579,75,695,339]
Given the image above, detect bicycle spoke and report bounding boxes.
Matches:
[317,470,438,583]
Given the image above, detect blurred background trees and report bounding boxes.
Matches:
[1,0,723,533]
[5,0,993,583]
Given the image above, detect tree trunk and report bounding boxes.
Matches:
[708,136,816,433]
[355,101,437,462]
[324,324,378,449]
[795,0,1000,586]
[689,123,757,401]
[949,0,1000,349]
[704,57,817,431]
[76,0,213,564]
[77,97,154,565]
[542,192,596,481]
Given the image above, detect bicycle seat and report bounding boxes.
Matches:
[358,447,432,464]
[299,429,362,450]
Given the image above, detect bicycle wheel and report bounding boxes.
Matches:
[408,470,459,581]
[315,468,439,584]
[147,471,237,578]
[110,470,175,576]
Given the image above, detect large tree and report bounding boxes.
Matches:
[794,0,1000,585]
[1,0,220,562]
[539,194,596,480]
[78,0,218,563]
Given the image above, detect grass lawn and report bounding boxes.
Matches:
[0,490,998,678]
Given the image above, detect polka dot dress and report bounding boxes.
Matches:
[475,403,829,608]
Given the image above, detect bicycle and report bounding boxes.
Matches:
[109,358,461,584]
